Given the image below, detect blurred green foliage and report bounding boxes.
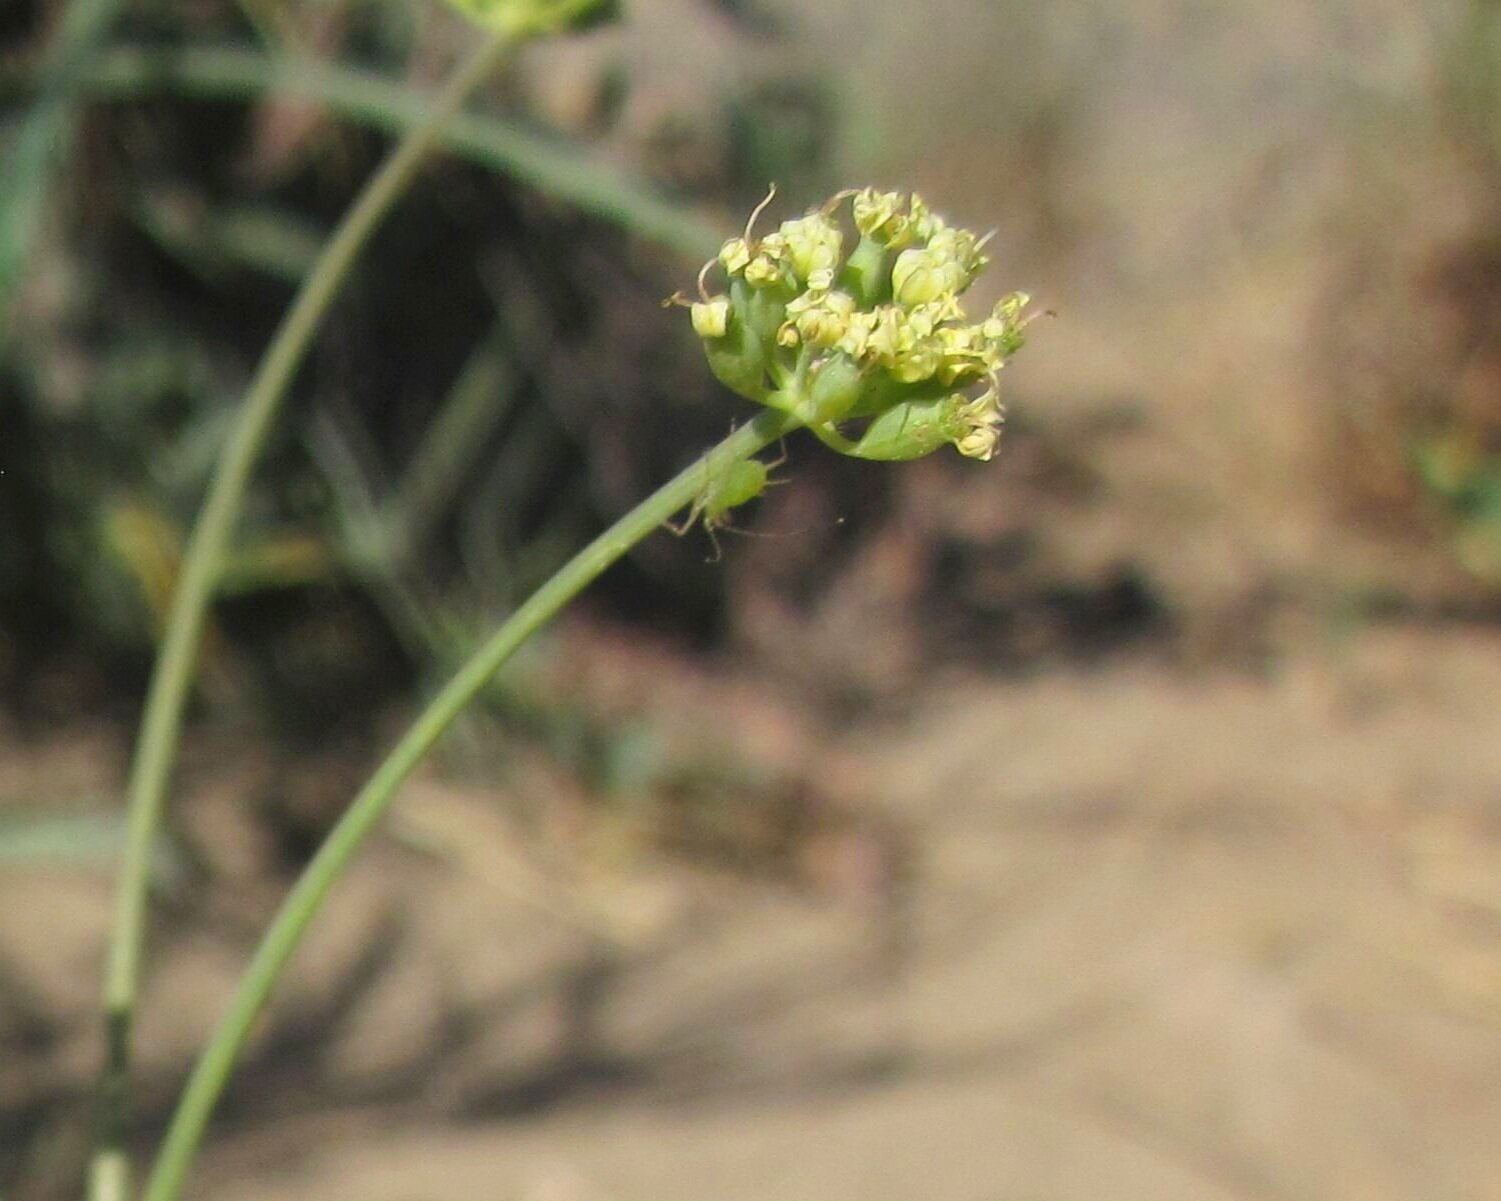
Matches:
[1414,434,1501,581]
[1387,0,1501,586]
[0,0,840,743]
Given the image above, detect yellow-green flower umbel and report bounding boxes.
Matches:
[682,187,1034,463]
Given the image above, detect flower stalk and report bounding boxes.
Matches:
[139,405,802,1201]
[92,28,513,1201]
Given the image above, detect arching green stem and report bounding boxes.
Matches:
[141,405,803,1201]
[93,30,512,1201]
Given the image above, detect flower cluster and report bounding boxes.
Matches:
[683,187,1033,462]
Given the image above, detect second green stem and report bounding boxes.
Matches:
[95,28,511,1201]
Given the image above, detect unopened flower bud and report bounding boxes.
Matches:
[891,248,960,307]
[805,352,865,423]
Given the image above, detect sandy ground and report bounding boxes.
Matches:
[6,622,1501,1201]
[6,3,1501,1197]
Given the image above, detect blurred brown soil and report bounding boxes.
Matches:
[6,620,1501,1201]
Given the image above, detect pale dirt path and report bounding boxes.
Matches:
[149,625,1501,1201]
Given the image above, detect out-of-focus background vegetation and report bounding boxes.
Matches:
[6,1,1501,1198]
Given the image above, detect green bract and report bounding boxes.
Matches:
[685,187,1033,463]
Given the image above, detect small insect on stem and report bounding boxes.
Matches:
[666,440,788,561]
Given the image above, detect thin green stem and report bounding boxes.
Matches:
[808,420,859,455]
[93,30,512,1201]
[143,406,802,1201]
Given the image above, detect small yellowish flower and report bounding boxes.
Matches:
[851,188,913,247]
[953,389,1004,460]
[966,387,1003,422]
[836,311,872,359]
[862,306,903,362]
[691,297,730,339]
[928,227,987,280]
[743,255,783,289]
[890,337,944,383]
[984,291,1030,330]
[907,194,939,242]
[718,237,753,276]
[981,292,1033,356]
[778,212,843,285]
[782,289,855,349]
[935,324,991,385]
[956,424,1001,461]
[758,231,789,261]
[902,298,960,339]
